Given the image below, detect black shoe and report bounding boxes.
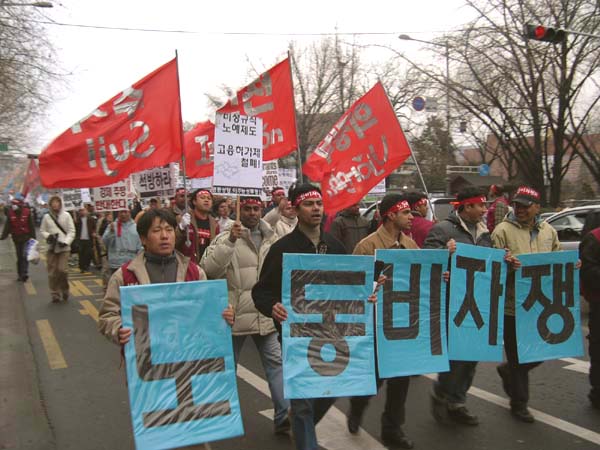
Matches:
[51,296,60,303]
[447,406,479,426]
[347,412,361,434]
[21,275,28,282]
[511,406,534,423]
[274,416,290,435]
[382,431,414,449]
[589,393,600,410]
[496,365,512,397]
[430,393,447,423]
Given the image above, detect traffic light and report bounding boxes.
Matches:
[523,24,566,43]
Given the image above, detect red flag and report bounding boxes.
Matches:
[218,58,298,161]
[21,158,40,196]
[303,82,411,214]
[183,121,215,178]
[39,58,182,188]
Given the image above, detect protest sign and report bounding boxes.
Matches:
[90,179,133,212]
[60,189,85,211]
[281,254,376,399]
[120,280,243,450]
[278,168,296,195]
[261,160,279,200]
[448,244,507,361]
[515,251,584,363]
[131,164,178,199]
[213,113,263,196]
[375,249,449,377]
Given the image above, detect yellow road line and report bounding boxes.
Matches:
[24,280,37,295]
[35,320,67,370]
[78,300,99,323]
[73,280,93,296]
[94,279,103,287]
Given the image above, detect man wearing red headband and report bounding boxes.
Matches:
[252,183,346,450]
[423,186,491,426]
[406,191,434,248]
[348,193,417,449]
[491,186,561,423]
[486,184,509,233]
[169,187,187,219]
[176,188,219,263]
[263,186,287,217]
[201,195,290,434]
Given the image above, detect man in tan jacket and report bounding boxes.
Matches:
[349,193,416,450]
[201,196,290,435]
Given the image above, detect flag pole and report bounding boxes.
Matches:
[175,50,191,247]
[287,50,303,185]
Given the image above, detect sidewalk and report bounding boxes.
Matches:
[0,240,54,450]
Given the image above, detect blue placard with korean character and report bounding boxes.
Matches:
[515,251,584,363]
[121,280,243,450]
[375,249,450,377]
[448,243,507,361]
[282,254,376,399]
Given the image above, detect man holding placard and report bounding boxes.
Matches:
[423,187,490,426]
[348,193,416,449]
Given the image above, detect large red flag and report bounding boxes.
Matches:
[218,58,298,161]
[303,82,412,214]
[21,158,40,197]
[183,121,215,178]
[39,59,182,188]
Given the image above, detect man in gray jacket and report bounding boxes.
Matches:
[201,196,290,434]
[423,187,490,426]
[102,209,142,276]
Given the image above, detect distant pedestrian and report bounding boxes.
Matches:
[273,199,297,238]
[40,195,75,303]
[486,184,509,233]
[102,209,142,277]
[406,190,434,248]
[75,207,97,272]
[329,203,370,253]
[176,189,219,263]
[1,195,35,281]
[213,197,234,231]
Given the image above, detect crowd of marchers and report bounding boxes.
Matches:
[2,183,598,450]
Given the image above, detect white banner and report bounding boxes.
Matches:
[190,177,213,189]
[90,179,134,213]
[131,164,178,199]
[368,178,386,196]
[278,168,297,196]
[261,160,279,200]
[60,189,84,211]
[213,113,263,196]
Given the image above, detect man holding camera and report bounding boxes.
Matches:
[40,195,76,303]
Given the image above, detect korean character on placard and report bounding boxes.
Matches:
[227,145,235,156]
[162,170,172,188]
[154,172,163,189]
[249,117,257,125]
[114,186,126,197]
[222,113,230,121]
[233,114,240,123]
[240,116,248,125]
[217,143,226,155]
[241,158,249,168]
[249,126,256,136]
[235,146,243,155]
[231,123,241,134]
[222,121,231,133]
[100,187,112,198]
[241,125,248,134]
[138,174,147,190]
[250,158,258,168]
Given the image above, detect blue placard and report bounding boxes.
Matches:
[375,249,450,377]
[121,280,243,450]
[281,254,377,399]
[515,251,584,363]
[448,243,507,361]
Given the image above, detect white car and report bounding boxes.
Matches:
[545,205,600,251]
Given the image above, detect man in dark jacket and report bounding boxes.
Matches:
[176,189,219,263]
[329,203,370,253]
[1,196,35,281]
[423,186,490,426]
[75,207,97,272]
[252,183,346,450]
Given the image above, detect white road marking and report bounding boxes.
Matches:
[560,357,591,374]
[237,365,386,450]
[423,374,600,446]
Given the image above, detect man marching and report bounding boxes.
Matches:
[1,195,35,282]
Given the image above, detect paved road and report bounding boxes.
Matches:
[1,238,599,450]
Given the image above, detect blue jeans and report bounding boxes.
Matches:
[290,397,336,450]
[232,333,289,425]
[434,360,477,407]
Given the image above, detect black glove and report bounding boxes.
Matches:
[46,234,57,244]
[58,242,68,248]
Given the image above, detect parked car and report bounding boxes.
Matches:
[545,205,600,250]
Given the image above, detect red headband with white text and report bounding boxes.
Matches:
[293,190,322,207]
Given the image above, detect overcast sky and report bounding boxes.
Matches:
[30,0,473,153]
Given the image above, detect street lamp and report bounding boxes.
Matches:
[399,34,452,161]
[0,1,53,6]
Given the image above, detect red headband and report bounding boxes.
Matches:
[240,198,262,207]
[412,198,428,209]
[196,190,212,197]
[293,190,322,207]
[386,200,410,216]
[272,189,285,196]
[452,196,486,209]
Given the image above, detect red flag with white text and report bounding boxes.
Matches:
[22,158,41,197]
[183,121,215,178]
[303,82,411,214]
[218,58,298,161]
[39,58,182,188]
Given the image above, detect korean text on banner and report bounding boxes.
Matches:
[375,249,449,378]
[217,58,298,161]
[261,160,280,201]
[131,164,178,199]
[39,59,182,189]
[281,254,377,399]
[302,82,411,214]
[184,121,215,179]
[213,113,263,196]
[120,280,244,450]
[515,251,584,363]
[60,189,85,211]
[90,179,133,213]
[448,243,506,362]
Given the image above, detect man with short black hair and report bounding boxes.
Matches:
[1,196,35,282]
[423,186,490,426]
[329,203,370,253]
[176,189,219,263]
[406,190,434,248]
[252,183,346,450]
[263,186,286,217]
